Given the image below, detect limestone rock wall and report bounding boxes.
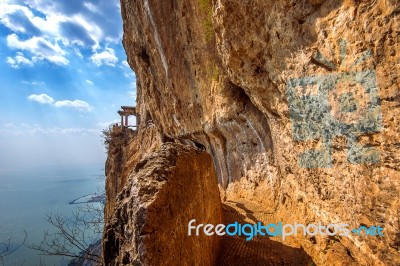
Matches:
[103,0,400,265]
[102,143,222,265]
[104,126,162,220]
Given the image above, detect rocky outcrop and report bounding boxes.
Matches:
[103,0,400,265]
[104,125,162,220]
[103,143,222,265]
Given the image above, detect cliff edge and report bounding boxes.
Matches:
[103,0,400,265]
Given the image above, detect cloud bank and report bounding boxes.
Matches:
[0,0,122,68]
[28,93,93,112]
[90,47,118,67]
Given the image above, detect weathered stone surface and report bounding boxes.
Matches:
[218,200,315,265]
[103,143,222,265]
[103,0,400,265]
[104,125,162,220]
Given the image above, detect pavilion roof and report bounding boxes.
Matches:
[118,106,136,116]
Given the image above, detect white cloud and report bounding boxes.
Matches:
[0,123,99,136]
[86,79,94,85]
[96,120,119,129]
[0,3,35,33]
[127,90,136,100]
[27,93,93,112]
[0,0,123,67]
[121,60,129,68]
[24,0,122,43]
[6,52,33,68]
[54,100,93,112]
[0,1,122,46]
[22,80,45,86]
[28,93,55,104]
[7,33,69,65]
[20,123,30,128]
[73,47,83,58]
[127,80,137,94]
[83,2,100,14]
[28,127,99,136]
[0,122,106,168]
[4,123,17,129]
[90,47,118,66]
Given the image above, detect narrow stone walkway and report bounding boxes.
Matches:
[217,200,314,266]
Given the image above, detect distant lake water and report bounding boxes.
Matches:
[0,165,105,266]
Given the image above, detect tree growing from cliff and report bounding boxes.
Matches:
[101,126,113,150]
[101,125,134,152]
[26,203,104,264]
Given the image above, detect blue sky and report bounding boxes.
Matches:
[0,0,136,169]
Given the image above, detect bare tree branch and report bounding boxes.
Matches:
[0,233,26,266]
[25,203,104,265]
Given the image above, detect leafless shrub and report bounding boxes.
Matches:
[26,203,104,265]
[0,234,26,266]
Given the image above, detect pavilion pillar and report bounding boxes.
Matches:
[121,115,124,126]
[125,115,129,126]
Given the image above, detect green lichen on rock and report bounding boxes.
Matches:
[199,0,213,42]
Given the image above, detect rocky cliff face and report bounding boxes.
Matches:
[103,0,400,265]
[103,143,222,265]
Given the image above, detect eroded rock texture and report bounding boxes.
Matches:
[104,0,400,265]
[104,126,162,220]
[103,143,222,265]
